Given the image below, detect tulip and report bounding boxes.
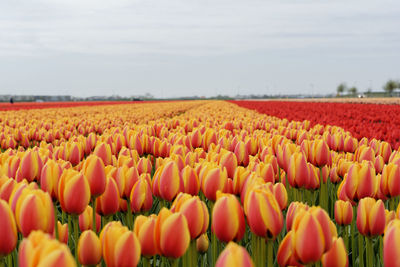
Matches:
[133,215,158,257]
[181,166,200,196]
[277,231,302,267]
[153,161,181,202]
[218,150,238,178]
[384,220,400,267]
[116,165,140,199]
[79,205,101,232]
[130,177,153,213]
[58,169,91,215]
[357,197,385,237]
[0,178,17,202]
[201,166,228,201]
[287,152,309,188]
[15,150,43,182]
[0,199,17,256]
[342,162,377,201]
[234,141,249,166]
[286,201,309,231]
[100,221,141,267]
[18,231,76,267]
[15,189,55,237]
[93,142,113,166]
[244,187,283,239]
[334,200,353,226]
[81,155,106,197]
[57,221,68,244]
[158,212,190,258]
[196,233,209,254]
[96,177,120,216]
[137,157,153,175]
[212,192,245,243]
[78,230,102,266]
[171,194,209,239]
[321,237,349,267]
[215,242,254,267]
[40,159,62,200]
[381,163,400,199]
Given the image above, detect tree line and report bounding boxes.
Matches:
[336,79,400,96]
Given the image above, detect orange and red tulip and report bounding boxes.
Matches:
[181,166,200,196]
[381,163,400,197]
[215,242,254,267]
[244,187,283,239]
[0,199,17,256]
[79,205,101,232]
[158,212,190,258]
[96,177,120,216]
[356,197,385,236]
[57,221,68,244]
[81,155,106,197]
[15,150,43,182]
[334,200,353,226]
[212,192,245,243]
[201,165,228,201]
[78,230,102,266]
[384,219,400,267]
[100,221,141,267]
[40,159,62,200]
[287,152,310,188]
[321,237,348,267]
[130,177,153,213]
[196,233,209,253]
[58,169,91,214]
[153,161,181,202]
[133,215,158,257]
[15,189,55,237]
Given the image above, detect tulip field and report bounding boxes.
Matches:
[1,100,400,267]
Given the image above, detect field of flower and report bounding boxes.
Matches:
[0,100,399,267]
[231,100,400,150]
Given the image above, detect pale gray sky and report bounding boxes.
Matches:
[0,0,399,97]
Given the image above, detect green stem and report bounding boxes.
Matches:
[212,233,217,266]
[168,258,178,267]
[365,237,373,267]
[142,257,151,267]
[267,240,273,267]
[92,198,97,233]
[126,198,133,230]
[54,203,59,240]
[68,215,73,249]
[351,216,356,267]
[379,235,383,264]
[74,215,79,264]
[358,233,364,267]
[7,254,12,267]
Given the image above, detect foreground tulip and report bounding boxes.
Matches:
[0,199,17,256]
[57,221,68,244]
[15,189,55,237]
[196,233,209,253]
[153,161,181,202]
[133,215,158,257]
[79,205,101,232]
[357,197,385,237]
[277,231,302,267]
[19,231,76,267]
[158,212,190,258]
[40,159,63,200]
[78,230,102,266]
[96,177,120,216]
[321,237,349,267]
[130,178,153,213]
[384,220,400,267]
[100,221,141,267]
[212,192,245,243]
[216,242,254,267]
[201,166,228,201]
[244,187,283,239]
[58,169,91,215]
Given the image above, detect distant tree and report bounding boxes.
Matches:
[383,80,400,95]
[348,86,357,95]
[336,83,347,96]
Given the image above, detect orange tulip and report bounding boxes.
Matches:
[96,177,120,216]
[152,161,182,202]
[15,150,43,182]
[57,221,68,244]
[356,197,385,236]
[40,159,62,200]
[157,212,190,258]
[321,237,349,267]
[277,230,302,267]
[116,165,140,199]
[100,221,141,267]
[212,192,245,243]
[201,165,228,201]
[244,187,283,239]
[181,166,200,196]
[342,162,377,201]
[381,163,400,197]
[93,142,113,166]
[0,199,17,256]
[196,233,209,253]
[133,215,158,256]
[15,189,55,237]
[81,155,107,197]
[130,177,153,213]
[215,242,254,267]
[384,219,400,267]
[218,150,238,178]
[79,205,101,232]
[171,193,209,239]
[334,200,353,226]
[310,139,331,167]
[78,230,102,266]
[18,231,76,267]
[287,152,310,188]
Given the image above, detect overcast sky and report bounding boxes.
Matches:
[0,0,399,98]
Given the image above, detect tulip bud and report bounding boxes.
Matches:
[57,221,68,244]
[334,200,353,226]
[216,242,254,267]
[0,199,17,256]
[357,197,385,237]
[201,166,228,201]
[40,159,62,200]
[130,177,153,213]
[58,169,91,214]
[196,233,209,253]
[321,237,349,267]
[133,215,158,257]
[158,212,190,258]
[384,220,400,267]
[212,192,245,243]
[78,230,102,266]
[81,155,106,197]
[96,177,120,216]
